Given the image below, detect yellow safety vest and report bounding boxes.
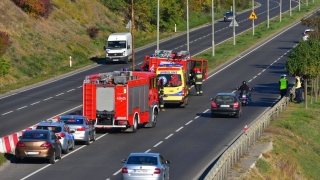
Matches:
[295,78,301,88]
[279,78,287,90]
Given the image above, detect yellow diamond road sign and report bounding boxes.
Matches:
[249,11,257,20]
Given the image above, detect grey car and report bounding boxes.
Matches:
[59,115,96,145]
[121,153,170,180]
[210,92,242,118]
[224,11,237,22]
[36,120,75,154]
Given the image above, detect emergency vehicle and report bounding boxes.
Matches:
[83,70,159,133]
[140,50,209,107]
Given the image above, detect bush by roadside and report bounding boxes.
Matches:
[12,0,53,18]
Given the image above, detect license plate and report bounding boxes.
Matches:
[113,59,119,61]
[220,105,230,107]
[26,152,39,155]
[135,169,148,173]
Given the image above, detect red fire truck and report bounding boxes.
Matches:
[83,70,159,133]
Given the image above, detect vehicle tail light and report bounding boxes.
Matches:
[122,167,128,174]
[57,133,65,138]
[181,88,185,96]
[154,168,161,174]
[76,127,86,131]
[16,142,26,147]
[211,102,217,108]
[40,142,51,148]
[233,102,239,108]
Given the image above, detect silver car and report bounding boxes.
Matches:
[36,120,75,154]
[59,115,96,145]
[121,153,170,180]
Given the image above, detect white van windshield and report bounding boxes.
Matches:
[107,41,126,49]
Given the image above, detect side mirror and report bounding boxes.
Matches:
[166,160,171,164]
[210,98,213,101]
[18,136,22,139]
[121,159,127,163]
[70,130,75,133]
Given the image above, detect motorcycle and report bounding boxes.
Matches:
[237,88,253,106]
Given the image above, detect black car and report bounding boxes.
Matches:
[224,11,237,22]
[210,92,242,118]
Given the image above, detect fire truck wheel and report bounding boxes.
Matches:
[151,111,158,128]
[125,116,138,133]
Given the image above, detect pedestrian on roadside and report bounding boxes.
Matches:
[279,74,288,98]
[159,87,166,111]
[294,75,303,103]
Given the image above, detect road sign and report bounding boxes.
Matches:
[229,19,239,27]
[126,20,132,29]
[249,11,257,20]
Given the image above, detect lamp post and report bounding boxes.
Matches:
[187,0,190,51]
[212,0,215,56]
[233,0,236,45]
[131,0,135,70]
[157,0,160,51]
[280,0,282,22]
[290,0,292,16]
[267,0,269,28]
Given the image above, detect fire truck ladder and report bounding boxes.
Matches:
[84,83,96,119]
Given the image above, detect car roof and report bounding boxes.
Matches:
[305,29,313,32]
[216,92,236,96]
[37,120,64,126]
[60,115,86,119]
[24,129,51,133]
[129,152,160,157]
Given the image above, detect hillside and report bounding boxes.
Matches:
[0,0,124,88]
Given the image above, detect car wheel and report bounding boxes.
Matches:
[85,136,90,145]
[71,140,75,150]
[152,111,158,128]
[56,147,62,159]
[235,110,242,118]
[63,143,69,154]
[91,130,96,141]
[49,152,55,164]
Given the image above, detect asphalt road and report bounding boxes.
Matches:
[0,0,305,179]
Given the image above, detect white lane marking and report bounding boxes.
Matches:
[67,89,75,92]
[113,169,122,176]
[175,127,183,132]
[2,111,13,115]
[232,90,236,93]
[21,164,52,180]
[253,76,257,79]
[194,116,199,119]
[145,149,151,153]
[55,93,64,96]
[185,120,193,125]
[262,69,266,72]
[77,86,82,88]
[248,79,252,82]
[31,101,40,105]
[153,141,163,147]
[165,134,174,139]
[43,97,52,101]
[96,133,108,141]
[258,72,261,75]
[203,109,209,113]
[17,106,27,110]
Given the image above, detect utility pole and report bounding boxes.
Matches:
[212,0,215,56]
[233,0,236,45]
[267,0,269,28]
[187,0,190,51]
[157,0,160,51]
[131,0,135,70]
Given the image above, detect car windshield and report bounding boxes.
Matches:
[215,95,236,103]
[157,74,182,87]
[37,126,62,133]
[226,12,234,16]
[60,118,83,125]
[22,132,47,139]
[127,156,158,165]
[107,41,126,49]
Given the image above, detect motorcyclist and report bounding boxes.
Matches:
[237,81,252,101]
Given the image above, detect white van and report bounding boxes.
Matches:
[104,33,132,64]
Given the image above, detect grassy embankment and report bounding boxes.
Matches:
[1,0,319,169]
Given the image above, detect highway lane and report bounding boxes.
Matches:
[0,0,297,137]
[0,18,306,180]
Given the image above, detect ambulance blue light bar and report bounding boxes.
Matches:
[158,64,183,67]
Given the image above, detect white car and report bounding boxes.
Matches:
[302,29,314,41]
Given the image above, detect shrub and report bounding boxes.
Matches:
[12,0,53,18]
[0,58,11,76]
[87,26,100,39]
[0,31,12,56]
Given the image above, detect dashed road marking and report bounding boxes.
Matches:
[17,106,27,110]
[31,101,40,105]
[165,134,174,139]
[153,141,163,147]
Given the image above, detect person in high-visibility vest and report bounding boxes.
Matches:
[279,74,288,98]
[195,69,203,96]
[294,75,303,103]
[159,87,166,111]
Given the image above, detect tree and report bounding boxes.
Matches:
[286,39,320,108]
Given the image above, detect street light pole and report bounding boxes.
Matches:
[233,0,236,45]
[252,0,254,35]
[280,0,282,22]
[187,0,190,51]
[131,0,135,70]
[299,0,300,11]
[290,0,292,16]
[157,0,159,51]
[267,0,269,28]
[212,0,215,56]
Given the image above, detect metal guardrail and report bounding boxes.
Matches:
[203,88,295,180]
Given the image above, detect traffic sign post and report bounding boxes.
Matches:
[249,11,257,36]
[229,19,239,27]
